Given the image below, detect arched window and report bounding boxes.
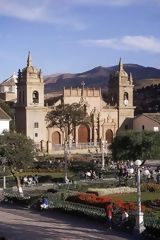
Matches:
[123,92,129,106]
[32,91,39,103]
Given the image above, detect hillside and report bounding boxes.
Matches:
[44,64,160,93]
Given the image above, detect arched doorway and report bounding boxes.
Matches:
[105,129,113,144]
[52,131,61,144]
[78,124,90,143]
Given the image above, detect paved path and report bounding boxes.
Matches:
[0,204,135,240]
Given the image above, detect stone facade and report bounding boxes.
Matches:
[15,53,135,154]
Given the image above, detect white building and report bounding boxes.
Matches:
[0,73,17,102]
[0,107,11,134]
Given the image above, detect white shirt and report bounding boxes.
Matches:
[122,211,129,221]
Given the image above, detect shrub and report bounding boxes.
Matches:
[141,183,160,192]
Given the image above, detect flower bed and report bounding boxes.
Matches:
[66,192,139,213]
[144,198,160,211]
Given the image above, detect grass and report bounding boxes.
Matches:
[110,192,160,202]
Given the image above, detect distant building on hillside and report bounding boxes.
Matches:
[15,52,135,154]
[0,107,11,134]
[133,113,160,132]
[0,73,17,102]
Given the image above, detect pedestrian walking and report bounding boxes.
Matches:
[105,202,113,229]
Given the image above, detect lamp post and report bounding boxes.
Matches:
[101,140,105,170]
[134,159,145,234]
[0,157,6,189]
[64,141,69,183]
[3,164,6,189]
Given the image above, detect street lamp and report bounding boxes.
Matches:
[101,140,105,170]
[64,141,69,183]
[134,159,145,234]
[0,157,7,189]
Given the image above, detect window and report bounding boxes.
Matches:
[34,122,39,128]
[35,133,38,137]
[142,125,145,130]
[32,91,39,103]
[123,92,129,106]
[154,127,159,132]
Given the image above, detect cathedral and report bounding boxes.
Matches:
[15,52,135,154]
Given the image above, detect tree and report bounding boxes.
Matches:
[45,102,91,182]
[110,131,160,163]
[45,103,91,142]
[0,131,37,195]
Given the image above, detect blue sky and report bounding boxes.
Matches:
[0,0,160,81]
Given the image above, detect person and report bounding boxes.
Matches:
[40,197,49,210]
[121,209,129,229]
[85,171,91,180]
[122,209,129,222]
[105,202,113,229]
[34,174,39,185]
[23,176,28,186]
[65,176,69,184]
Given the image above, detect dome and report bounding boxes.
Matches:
[115,69,128,78]
[114,58,128,77]
[22,65,39,74]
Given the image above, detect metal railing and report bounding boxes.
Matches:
[52,142,101,151]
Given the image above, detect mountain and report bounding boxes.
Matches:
[44,64,160,93]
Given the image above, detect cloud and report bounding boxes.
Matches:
[0,0,48,22]
[0,0,86,30]
[80,36,160,53]
[70,0,135,7]
[68,0,160,7]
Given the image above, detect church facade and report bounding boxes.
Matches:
[15,52,135,154]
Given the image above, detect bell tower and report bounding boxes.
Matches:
[108,58,135,129]
[15,52,47,149]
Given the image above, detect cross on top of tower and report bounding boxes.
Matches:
[81,81,85,88]
[27,51,32,67]
[119,57,123,71]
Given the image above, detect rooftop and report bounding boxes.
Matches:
[0,107,11,120]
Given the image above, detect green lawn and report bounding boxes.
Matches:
[110,192,160,202]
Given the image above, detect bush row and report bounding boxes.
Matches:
[141,183,160,192]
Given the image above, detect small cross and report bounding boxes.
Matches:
[81,81,85,88]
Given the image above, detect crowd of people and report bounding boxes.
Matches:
[116,160,160,184]
[85,170,98,180]
[22,175,39,186]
